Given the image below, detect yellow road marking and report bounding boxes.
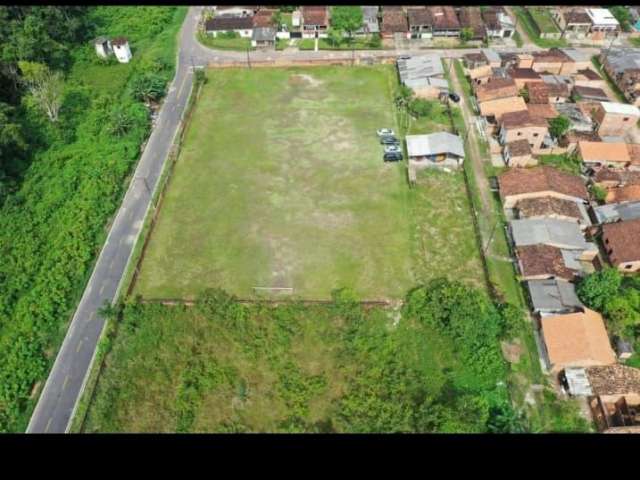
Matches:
[63,375,70,390]
[99,284,106,295]
[76,340,83,353]
[45,418,53,433]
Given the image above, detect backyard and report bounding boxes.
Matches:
[133,65,485,300]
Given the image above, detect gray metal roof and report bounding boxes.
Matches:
[561,249,585,271]
[511,218,593,250]
[406,132,465,158]
[560,48,590,63]
[481,48,501,64]
[603,48,640,74]
[526,278,583,313]
[397,54,445,87]
[360,6,380,33]
[252,27,275,41]
[564,367,594,396]
[593,201,640,224]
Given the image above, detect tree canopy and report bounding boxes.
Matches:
[548,115,570,139]
[330,6,363,38]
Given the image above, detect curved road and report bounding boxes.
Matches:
[27,6,601,433]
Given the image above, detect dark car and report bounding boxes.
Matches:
[383,152,403,162]
[380,136,400,145]
[448,93,460,103]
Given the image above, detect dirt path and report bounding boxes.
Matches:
[449,59,494,233]
[505,6,534,47]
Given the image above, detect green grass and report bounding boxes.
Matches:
[630,37,640,48]
[527,7,559,34]
[133,66,484,301]
[538,153,582,175]
[591,56,627,103]
[409,170,485,291]
[513,31,523,48]
[299,37,384,51]
[514,7,567,48]
[197,32,253,51]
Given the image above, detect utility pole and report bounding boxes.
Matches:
[246,47,252,69]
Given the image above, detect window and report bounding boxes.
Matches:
[517,132,522,136]
[533,133,539,137]
[625,264,633,270]
[624,117,630,121]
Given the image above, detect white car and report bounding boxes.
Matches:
[384,144,401,153]
[377,128,395,137]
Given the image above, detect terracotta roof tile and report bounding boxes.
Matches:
[579,141,630,164]
[526,81,550,104]
[501,110,548,128]
[602,218,640,264]
[516,244,579,281]
[508,67,542,80]
[565,8,591,24]
[585,364,640,396]
[541,308,616,370]
[606,184,640,204]
[301,6,329,26]
[527,103,558,119]
[427,6,460,30]
[381,9,408,33]
[507,139,532,157]
[517,196,583,221]
[499,166,588,200]
[475,77,519,102]
[627,144,640,166]
[479,96,527,120]
[407,6,432,27]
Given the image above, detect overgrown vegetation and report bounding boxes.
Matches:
[538,153,582,175]
[577,268,640,348]
[85,282,530,433]
[0,6,186,432]
[513,7,567,48]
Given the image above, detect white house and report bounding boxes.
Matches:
[111,37,132,63]
[406,132,466,169]
[213,6,258,18]
[204,16,254,38]
[586,8,620,37]
[94,36,112,59]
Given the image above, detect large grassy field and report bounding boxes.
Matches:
[134,66,484,300]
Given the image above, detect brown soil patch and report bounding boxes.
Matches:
[501,338,523,363]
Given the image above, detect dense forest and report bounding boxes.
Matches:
[0,6,187,432]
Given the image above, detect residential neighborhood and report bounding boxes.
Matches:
[2,5,640,437]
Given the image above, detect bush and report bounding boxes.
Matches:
[408,98,434,118]
[218,30,239,40]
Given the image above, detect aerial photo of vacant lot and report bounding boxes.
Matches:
[133,65,483,300]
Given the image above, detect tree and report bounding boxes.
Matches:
[17,61,64,122]
[409,98,434,118]
[610,6,632,32]
[548,115,570,139]
[591,184,608,203]
[576,268,623,312]
[130,72,166,104]
[330,6,363,40]
[327,27,343,48]
[460,27,474,43]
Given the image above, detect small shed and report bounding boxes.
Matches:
[406,132,465,169]
[617,338,635,361]
[111,37,132,63]
[94,36,111,59]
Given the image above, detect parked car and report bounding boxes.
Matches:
[397,55,411,60]
[383,152,403,162]
[380,136,400,145]
[376,128,395,137]
[448,93,460,103]
[384,144,401,153]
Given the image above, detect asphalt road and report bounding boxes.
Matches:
[26,6,603,433]
[26,8,202,434]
